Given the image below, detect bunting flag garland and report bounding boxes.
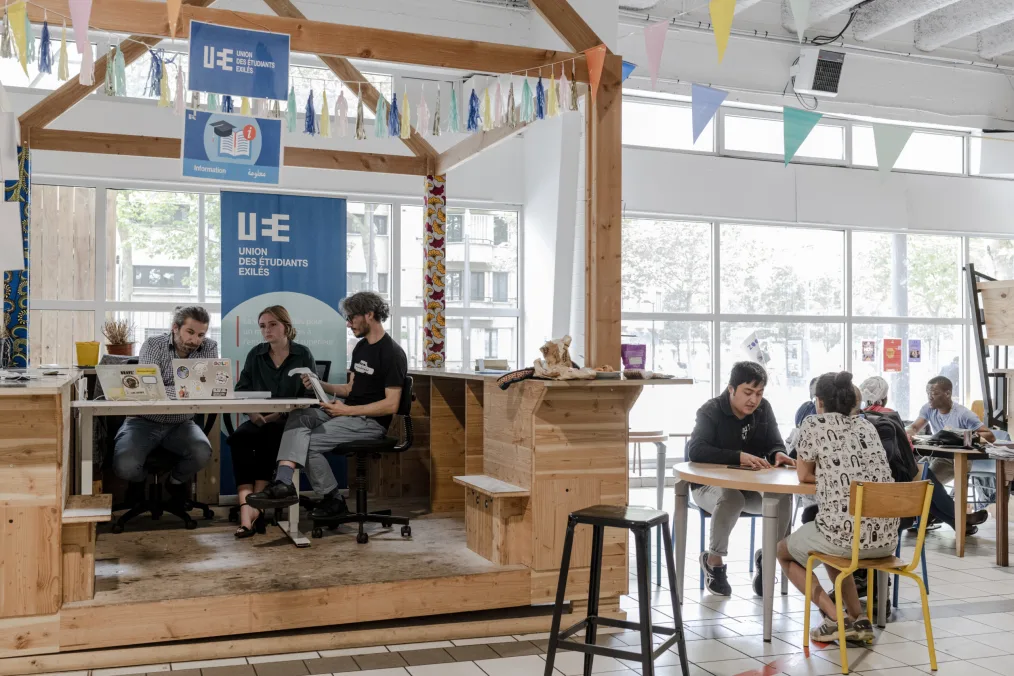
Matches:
[547,71,558,118]
[240,96,250,116]
[57,22,68,80]
[873,123,914,172]
[534,75,545,120]
[506,81,517,127]
[520,77,533,123]
[304,91,316,136]
[221,94,233,113]
[174,66,185,115]
[375,96,387,138]
[466,88,479,133]
[788,0,811,43]
[448,84,459,133]
[355,85,366,139]
[432,84,441,137]
[691,83,728,143]
[285,86,296,132]
[1,11,12,60]
[70,0,92,55]
[481,86,492,131]
[494,80,503,125]
[621,61,636,82]
[114,45,126,95]
[336,89,348,137]
[584,45,606,102]
[388,93,400,137]
[8,2,27,75]
[569,61,578,111]
[710,0,736,63]
[417,85,430,138]
[783,106,823,165]
[320,90,331,138]
[39,20,52,74]
[24,9,35,65]
[167,0,182,39]
[643,19,668,90]
[400,87,411,139]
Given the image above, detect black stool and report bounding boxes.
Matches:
[544,505,689,676]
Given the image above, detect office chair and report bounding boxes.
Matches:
[310,376,415,543]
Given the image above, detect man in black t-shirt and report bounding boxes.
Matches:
[247,292,408,518]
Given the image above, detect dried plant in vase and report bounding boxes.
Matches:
[102,319,135,356]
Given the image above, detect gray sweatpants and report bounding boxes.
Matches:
[276,408,386,496]
[692,485,792,558]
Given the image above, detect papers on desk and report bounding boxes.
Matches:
[288,367,331,404]
[985,445,1014,459]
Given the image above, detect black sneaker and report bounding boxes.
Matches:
[851,618,874,643]
[311,495,349,519]
[246,480,298,509]
[968,509,989,527]
[752,549,764,597]
[700,551,732,596]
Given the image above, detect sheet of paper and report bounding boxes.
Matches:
[0,200,23,271]
[288,366,330,404]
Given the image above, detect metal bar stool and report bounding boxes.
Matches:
[544,505,690,676]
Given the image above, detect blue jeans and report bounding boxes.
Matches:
[113,417,212,483]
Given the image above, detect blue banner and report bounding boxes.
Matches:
[220,192,348,494]
[182,110,282,185]
[189,21,290,100]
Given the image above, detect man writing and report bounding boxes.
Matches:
[112,306,217,505]
[687,361,794,596]
[247,291,408,519]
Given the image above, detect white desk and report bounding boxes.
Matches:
[73,397,318,546]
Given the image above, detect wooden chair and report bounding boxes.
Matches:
[803,481,936,675]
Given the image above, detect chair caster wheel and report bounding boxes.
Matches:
[111,523,124,534]
[203,508,215,520]
[357,532,369,544]
[401,525,412,537]
[185,521,197,530]
[312,527,323,538]
[382,521,392,529]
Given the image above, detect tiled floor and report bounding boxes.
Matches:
[61,489,1014,676]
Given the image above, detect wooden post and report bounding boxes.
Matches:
[423,175,447,367]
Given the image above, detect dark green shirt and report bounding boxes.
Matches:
[236,341,316,399]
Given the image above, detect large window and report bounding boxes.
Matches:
[723,114,845,162]
[621,100,715,152]
[853,127,964,175]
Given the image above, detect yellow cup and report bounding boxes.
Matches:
[75,341,100,367]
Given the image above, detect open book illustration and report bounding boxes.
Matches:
[288,367,331,404]
[218,132,251,158]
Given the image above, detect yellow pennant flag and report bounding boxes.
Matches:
[710,0,735,63]
[167,0,183,39]
[8,1,28,76]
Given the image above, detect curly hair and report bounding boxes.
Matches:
[340,291,390,323]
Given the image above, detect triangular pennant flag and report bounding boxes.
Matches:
[584,45,606,103]
[709,0,735,63]
[643,19,668,90]
[873,123,914,173]
[783,106,823,165]
[788,0,811,42]
[167,0,182,39]
[8,2,27,76]
[69,0,92,54]
[691,83,727,143]
[621,61,636,82]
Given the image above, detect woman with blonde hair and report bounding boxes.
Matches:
[230,305,317,538]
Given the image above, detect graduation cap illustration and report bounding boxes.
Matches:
[210,120,238,137]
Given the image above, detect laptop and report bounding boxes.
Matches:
[172,359,234,400]
[96,365,168,401]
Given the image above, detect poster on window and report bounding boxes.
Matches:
[908,339,922,363]
[861,340,875,363]
[219,191,347,494]
[883,338,902,372]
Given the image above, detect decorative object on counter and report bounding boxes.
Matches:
[102,318,135,356]
[594,365,621,379]
[621,343,647,370]
[534,335,596,380]
[497,367,535,390]
[622,369,653,379]
[75,341,100,367]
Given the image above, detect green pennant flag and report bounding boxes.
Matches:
[783,106,823,165]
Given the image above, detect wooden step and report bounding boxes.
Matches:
[63,494,113,523]
[453,475,530,498]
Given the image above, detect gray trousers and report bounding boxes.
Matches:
[929,457,955,485]
[113,417,212,483]
[276,408,385,496]
[692,485,792,558]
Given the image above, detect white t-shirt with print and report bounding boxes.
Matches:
[795,412,899,552]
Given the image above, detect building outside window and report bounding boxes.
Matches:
[493,272,509,303]
[470,272,486,302]
[447,272,463,302]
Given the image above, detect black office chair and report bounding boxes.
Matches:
[314,360,332,381]
[310,376,415,543]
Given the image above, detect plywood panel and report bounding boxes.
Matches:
[401,375,431,498]
[0,396,61,506]
[0,506,61,617]
[61,523,95,603]
[430,378,466,512]
[29,186,96,304]
[465,380,484,474]
[482,381,544,490]
[28,312,94,367]
[530,552,628,603]
[0,614,59,659]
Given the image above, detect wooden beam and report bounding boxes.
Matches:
[529,0,605,52]
[30,129,430,176]
[435,109,529,175]
[24,1,591,82]
[262,0,436,164]
[20,0,216,131]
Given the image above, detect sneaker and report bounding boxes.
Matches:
[810,614,857,643]
[752,549,764,597]
[968,509,989,527]
[246,480,298,509]
[311,495,349,519]
[851,618,874,642]
[700,551,732,596]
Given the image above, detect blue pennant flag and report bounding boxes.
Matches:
[691,84,728,143]
[621,60,637,82]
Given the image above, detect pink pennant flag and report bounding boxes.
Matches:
[643,20,669,90]
[69,0,92,54]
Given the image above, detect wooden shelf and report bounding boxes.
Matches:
[62,494,112,524]
[454,475,530,498]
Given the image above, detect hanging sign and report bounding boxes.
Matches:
[188,21,290,100]
[908,339,922,363]
[182,110,282,185]
[883,338,902,373]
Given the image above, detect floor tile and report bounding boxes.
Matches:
[965,632,1014,650]
[546,652,628,675]
[353,653,409,671]
[350,670,408,676]
[512,633,552,641]
[716,636,798,658]
[319,647,390,658]
[963,612,1014,630]
[687,657,764,676]
[201,666,256,676]
[646,666,715,676]
[252,661,309,676]
[682,639,750,663]
[814,648,905,671]
[386,641,454,652]
[248,654,320,665]
[775,653,846,676]
[854,667,927,676]
[928,617,998,636]
[474,655,554,676]
[445,644,500,662]
[451,636,517,646]
[882,621,953,641]
[968,656,1014,675]
[868,641,952,666]
[302,656,360,674]
[406,663,486,676]
[490,641,543,658]
[160,670,199,676]
[95,666,168,676]
[929,636,1009,660]
[172,660,248,671]
[397,649,454,667]
[912,662,1003,676]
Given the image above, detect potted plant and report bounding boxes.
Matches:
[102,319,135,356]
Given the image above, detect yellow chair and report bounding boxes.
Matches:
[971,399,985,423]
[802,481,937,674]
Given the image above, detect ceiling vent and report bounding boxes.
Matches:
[791,47,845,98]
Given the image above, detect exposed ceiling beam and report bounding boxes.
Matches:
[19,0,216,130]
[30,129,430,175]
[781,0,860,32]
[435,108,529,174]
[529,0,605,51]
[915,0,1014,52]
[852,0,961,42]
[261,0,436,165]
[979,18,1014,58]
[22,0,591,82]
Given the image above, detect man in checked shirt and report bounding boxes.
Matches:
[112,306,218,505]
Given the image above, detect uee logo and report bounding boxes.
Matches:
[203,46,234,72]
[238,213,290,242]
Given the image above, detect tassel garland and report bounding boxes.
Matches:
[285,86,296,132]
[304,91,316,135]
[432,84,441,137]
[271,98,281,119]
[520,78,533,123]
[400,87,411,139]
[388,93,400,138]
[417,86,430,138]
[174,66,186,115]
[57,21,68,81]
[38,20,52,73]
[535,75,545,120]
[448,84,459,133]
[240,96,250,116]
[24,10,34,65]
[103,45,114,96]
[158,61,171,108]
[466,88,479,133]
[1,12,11,60]
[506,81,517,127]
[494,80,503,125]
[78,45,94,85]
[547,70,558,117]
[144,49,162,97]
[481,87,492,131]
[355,86,366,139]
[336,89,348,137]
[320,90,331,137]
[114,45,126,95]
[190,91,201,110]
[207,92,218,111]
[221,94,233,113]
[559,70,570,113]
[375,96,388,138]
[569,60,579,111]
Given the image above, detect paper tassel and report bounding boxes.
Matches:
[355,89,366,140]
[480,87,492,132]
[39,20,52,73]
[432,84,441,137]
[103,46,114,96]
[336,89,348,137]
[320,91,331,137]
[145,49,162,97]
[303,91,316,135]
[466,88,480,133]
[190,91,200,110]
[400,87,411,139]
[417,87,430,137]
[535,75,545,120]
[114,45,126,95]
[494,81,503,125]
[388,93,400,137]
[9,2,27,75]
[569,61,579,111]
[221,94,234,113]
[286,86,296,132]
[158,62,170,107]
[57,22,68,80]
[174,66,185,115]
[547,71,559,117]
[240,96,250,116]
[521,78,533,123]
[77,44,93,85]
[506,81,517,127]
[271,98,281,119]
[558,72,569,115]
[375,96,388,138]
[448,84,459,133]
[24,9,35,65]
[1,12,12,60]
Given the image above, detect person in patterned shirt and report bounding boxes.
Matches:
[111,306,218,505]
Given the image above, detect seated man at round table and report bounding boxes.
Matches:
[686,361,795,597]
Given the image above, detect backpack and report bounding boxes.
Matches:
[863,410,920,482]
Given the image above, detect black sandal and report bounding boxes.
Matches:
[234,509,266,538]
